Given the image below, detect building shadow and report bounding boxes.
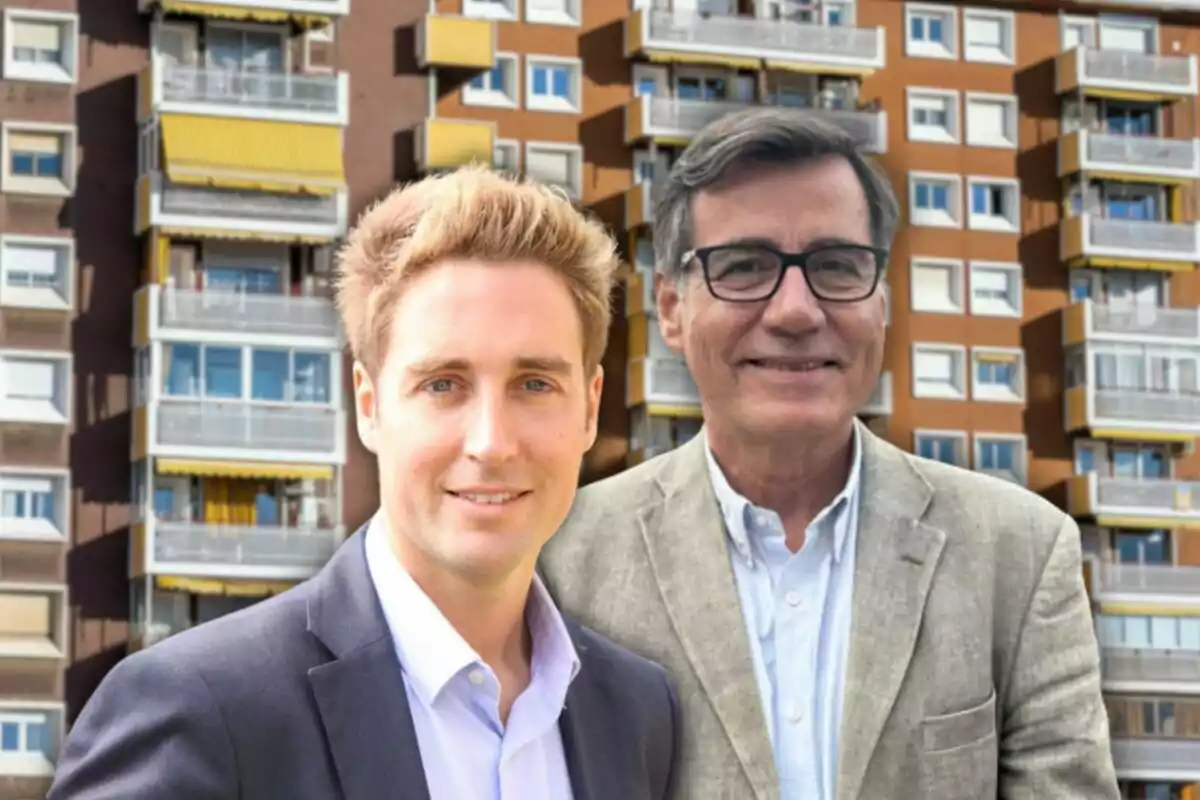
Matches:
[65,645,129,723]
[580,20,627,88]
[1021,309,1070,466]
[78,0,148,47]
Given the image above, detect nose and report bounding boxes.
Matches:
[759,265,826,334]
[462,387,520,465]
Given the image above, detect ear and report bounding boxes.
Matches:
[584,364,604,450]
[352,361,379,454]
[655,272,685,355]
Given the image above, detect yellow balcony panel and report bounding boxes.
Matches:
[625,8,884,75]
[1056,46,1198,100]
[415,118,495,173]
[625,180,660,230]
[160,114,345,196]
[627,312,676,361]
[416,15,495,71]
[623,94,887,154]
[1061,213,1200,269]
[1059,130,1200,182]
[153,0,346,25]
[1063,299,1200,347]
[625,270,656,318]
[154,574,296,598]
[1065,384,1200,441]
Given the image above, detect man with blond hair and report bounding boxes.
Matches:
[48,165,680,800]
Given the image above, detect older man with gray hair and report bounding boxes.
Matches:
[539,108,1119,800]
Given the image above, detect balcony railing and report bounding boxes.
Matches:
[1066,300,1200,343]
[631,9,884,70]
[1102,647,1200,684]
[154,521,343,570]
[1062,214,1200,264]
[1093,563,1200,597]
[1069,473,1200,522]
[160,65,342,115]
[1061,130,1200,178]
[160,181,341,225]
[1110,737,1200,779]
[155,400,341,454]
[1093,388,1200,425]
[156,286,341,340]
[1058,46,1199,96]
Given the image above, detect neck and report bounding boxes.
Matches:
[707,419,856,534]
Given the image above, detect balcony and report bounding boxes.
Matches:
[859,371,893,417]
[1092,562,1200,607]
[135,172,347,241]
[135,519,344,581]
[1058,130,1200,181]
[138,62,350,126]
[1102,647,1200,688]
[1056,46,1198,99]
[626,357,701,414]
[415,118,495,173]
[1064,300,1200,346]
[1110,738,1200,782]
[1065,383,1200,439]
[1067,473,1200,527]
[625,180,662,230]
[1061,214,1200,268]
[136,398,346,465]
[625,8,885,74]
[628,406,702,466]
[140,0,351,19]
[133,284,341,347]
[415,14,495,71]
[624,94,887,153]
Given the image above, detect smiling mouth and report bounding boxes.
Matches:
[744,358,840,372]
[445,490,531,505]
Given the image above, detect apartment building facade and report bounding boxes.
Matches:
[0,0,1198,796]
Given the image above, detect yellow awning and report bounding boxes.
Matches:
[157,226,336,245]
[644,49,761,70]
[764,60,874,77]
[1098,601,1200,617]
[160,114,345,196]
[160,1,332,27]
[155,575,297,597]
[1090,428,1197,444]
[157,458,335,481]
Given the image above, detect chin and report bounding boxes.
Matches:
[739,398,848,433]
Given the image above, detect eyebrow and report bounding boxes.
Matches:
[404,356,575,378]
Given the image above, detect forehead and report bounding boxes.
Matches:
[385,259,585,369]
[690,156,871,251]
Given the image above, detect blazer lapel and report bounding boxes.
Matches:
[836,426,945,800]
[639,435,778,800]
[557,630,605,800]
[306,528,432,800]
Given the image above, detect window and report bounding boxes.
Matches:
[907,89,959,143]
[1,123,75,197]
[0,472,64,539]
[302,23,334,73]
[967,177,1020,232]
[526,57,581,113]
[632,64,665,98]
[974,434,1026,484]
[962,8,1015,64]
[0,587,64,656]
[525,142,583,200]
[905,3,957,60]
[251,349,332,404]
[0,353,67,421]
[494,138,519,172]
[0,707,56,765]
[914,430,967,466]
[525,0,580,26]
[965,93,1018,149]
[1061,15,1096,51]
[464,53,518,108]
[1098,18,1156,54]
[972,348,1025,403]
[2,9,78,84]
[912,343,967,400]
[463,0,517,21]
[910,258,964,314]
[909,172,962,228]
[0,235,72,310]
[969,261,1021,317]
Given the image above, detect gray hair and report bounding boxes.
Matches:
[652,107,900,278]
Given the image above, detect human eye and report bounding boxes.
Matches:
[422,377,458,395]
[522,377,556,393]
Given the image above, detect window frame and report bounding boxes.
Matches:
[493,137,520,172]
[463,51,520,109]
[525,0,580,27]
[909,257,965,315]
[968,260,1022,318]
[908,171,963,229]
[964,91,1018,149]
[966,175,1021,233]
[973,432,1028,485]
[905,2,959,60]
[911,342,968,400]
[463,0,518,21]
[961,7,1016,65]
[906,87,960,144]
[0,467,70,541]
[970,346,1026,403]
[913,428,968,467]
[523,140,584,200]
[1,8,79,85]
[0,234,74,311]
[0,121,77,198]
[525,55,582,114]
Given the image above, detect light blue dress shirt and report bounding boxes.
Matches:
[704,428,863,800]
[363,514,580,800]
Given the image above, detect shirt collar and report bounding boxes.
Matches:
[703,423,863,566]
[363,511,581,706]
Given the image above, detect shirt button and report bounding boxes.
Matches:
[468,669,485,686]
[788,704,804,724]
[785,590,802,607]
[755,513,770,527]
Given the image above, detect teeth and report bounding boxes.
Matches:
[457,492,519,504]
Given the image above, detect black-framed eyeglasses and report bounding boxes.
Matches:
[682,243,888,303]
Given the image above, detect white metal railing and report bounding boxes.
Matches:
[1092,388,1200,424]
[1103,647,1200,682]
[1085,300,1200,340]
[158,286,340,338]
[1081,47,1195,89]
[645,9,882,64]
[159,64,341,114]
[160,181,340,225]
[1082,131,1200,174]
[154,521,343,569]
[641,95,885,151]
[155,400,340,453]
[1110,737,1200,774]
[1093,476,1200,513]
[1094,563,1200,596]
[1086,216,1200,255]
